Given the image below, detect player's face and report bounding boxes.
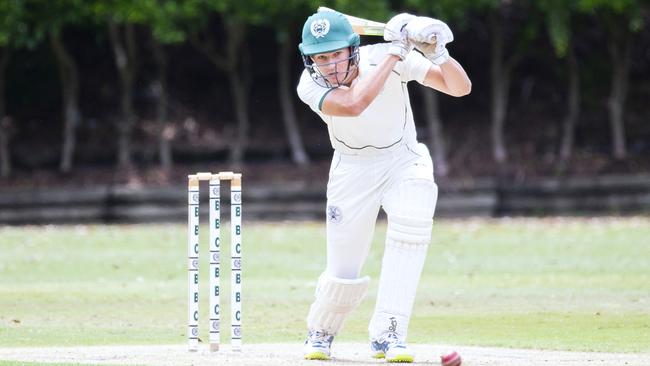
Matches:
[311,48,353,85]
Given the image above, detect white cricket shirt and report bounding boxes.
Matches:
[297,43,431,156]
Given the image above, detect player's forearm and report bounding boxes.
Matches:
[349,55,400,110]
[323,55,399,116]
[438,58,471,96]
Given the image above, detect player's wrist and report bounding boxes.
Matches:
[428,48,450,65]
[387,53,402,61]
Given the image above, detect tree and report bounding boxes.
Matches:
[0,42,12,178]
[108,19,137,169]
[29,0,90,174]
[268,0,317,167]
[50,28,81,174]
[276,27,311,166]
[184,0,264,166]
[579,0,645,160]
[149,33,173,169]
[431,0,537,166]
[0,0,31,178]
[404,0,472,177]
[90,1,153,169]
[142,0,195,170]
[487,1,539,165]
[409,0,540,167]
[538,0,581,165]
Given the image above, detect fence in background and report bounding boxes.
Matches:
[1,174,649,225]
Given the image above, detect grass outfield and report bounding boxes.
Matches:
[0,218,649,353]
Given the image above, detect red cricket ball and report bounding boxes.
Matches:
[441,351,462,366]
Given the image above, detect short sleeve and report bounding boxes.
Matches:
[297,70,333,114]
[401,51,432,84]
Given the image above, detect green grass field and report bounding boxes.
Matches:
[1,218,649,353]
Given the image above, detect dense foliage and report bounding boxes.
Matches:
[0,0,648,180]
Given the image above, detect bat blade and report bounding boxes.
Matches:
[350,24,385,37]
[316,6,437,44]
[317,6,385,36]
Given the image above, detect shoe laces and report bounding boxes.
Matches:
[308,330,333,347]
[385,331,399,342]
[380,331,406,350]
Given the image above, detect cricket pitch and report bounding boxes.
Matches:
[1,343,649,365]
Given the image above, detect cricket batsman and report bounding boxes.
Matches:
[297,10,471,363]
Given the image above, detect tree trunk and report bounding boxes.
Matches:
[50,30,81,174]
[229,70,249,164]
[489,12,509,164]
[277,30,309,167]
[190,18,251,166]
[226,20,250,165]
[0,48,10,178]
[421,87,448,176]
[151,36,172,169]
[607,31,632,160]
[559,44,580,162]
[108,20,137,168]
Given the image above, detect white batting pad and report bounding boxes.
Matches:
[387,214,433,245]
[307,274,370,335]
[384,178,437,245]
[369,237,428,341]
[371,176,437,341]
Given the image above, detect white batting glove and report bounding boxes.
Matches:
[384,13,415,41]
[387,37,413,60]
[405,16,454,46]
[405,17,453,65]
[384,13,415,60]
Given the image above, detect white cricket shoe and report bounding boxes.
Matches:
[370,332,414,363]
[303,330,334,360]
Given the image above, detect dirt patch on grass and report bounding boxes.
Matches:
[1,344,649,366]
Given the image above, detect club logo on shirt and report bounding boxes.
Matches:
[327,205,342,223]
[311,18,330,38]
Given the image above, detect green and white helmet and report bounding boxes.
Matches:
[299,10,360,88]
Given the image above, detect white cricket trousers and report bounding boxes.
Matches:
[323,142,438,340]
[324,142,437,279]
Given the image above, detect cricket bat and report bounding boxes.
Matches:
[317,6,386,36]
[317,6,436,44]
